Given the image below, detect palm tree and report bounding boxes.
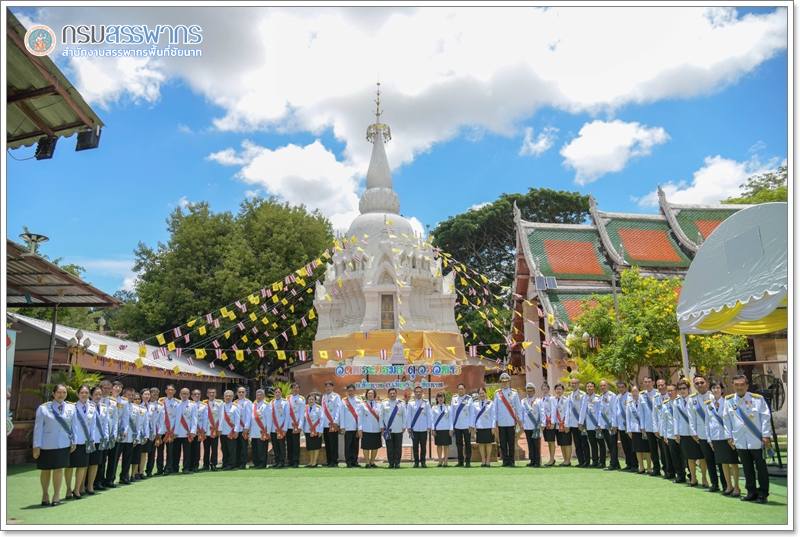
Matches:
[20,364,104,406]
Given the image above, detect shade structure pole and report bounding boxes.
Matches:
[45,304,59,400]
[680,332,690,380]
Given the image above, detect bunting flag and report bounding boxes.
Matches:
[256,347,264,358]
[236,350,245,361]
[541,341,550,348]
[277,350,286,361]
[215,349,223,359]
[336,350,343,359]
[186,356,194,366]
[297,350,307,362]
[468,346,478,357]
[176,348,182,358]
[160,347,169,357]
[168,341,176,352]
[209,361,216,369]
[199,326,207,336]
[134,357,144,368]
[97,344,107,356]
[301,317,307,327]
[237,322,245,331]
[173,327,182,338]
[424,347,433,358]
[184,334,190,343]
[213,318,221,328]
[447,346,456,355]
[119,345,128,351]
[212,340,220,349]
[151,350,159,360]
[205,314,213,324]
[319,350,328,359]
[588,337,600,349]
[379,349,388,360]
[229,363,235,371]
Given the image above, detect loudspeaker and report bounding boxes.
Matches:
[76,128,101,151]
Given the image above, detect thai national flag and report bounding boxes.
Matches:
[184,334,190,343]
[261,288,268,298]
[215,349,222,359]
[252,326,259,334]
[424,348,433,358]
[160,347,169,357]
[231,344,238,351]
[229,363,235,370]
[331,286,339,296]
[256,347,264,358]
[209,361,216,369]
[537,307,544,318]
[237,322,245,331]
[281,332,288,341]
[541,341,550,348]
[380,349,388,360]
[173,327,182,338]
[301,317,307,327]
[213,318,220,328]
[336,350,343,359]
[152,350,159,360]
[297,350,307,361]
[205,314,213,324]
[186,356,194,365]
[176,348,182,358]
[119,345,128,351]
[212,340,220,349]
[468,346,478,357]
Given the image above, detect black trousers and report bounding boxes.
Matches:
[411,431,427,463]
[251,437,268,468]
[147,441,164,474]
[220,435,236,469]
[386,432,403,466]
[344,431,359,466]
[454,428,472,464]
[119,442,134,480]
[94,449,108,487]
[658,436,673,476]
[105,442,120,483]
[164,439,176,473]
[739,448,769,499]
[270,433,286,467]
[173,437,190,472]
[571,427,588,465]
[203,436,219,468]
[498,426,515,465]
[698,438,722,488]
[647,431,662,473]
[235,435,249,468]
[668,438,686,480]
[189,436,201,471]
[323,427,339,464]
[287,431,301,466]
[602,430,619,467]
[524,430,541,465]
[619,430,634,468]
[587,429,605,465]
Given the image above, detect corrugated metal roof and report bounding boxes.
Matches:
[6,10,105,150]
[7,239,122,308]
[13,313,245,380]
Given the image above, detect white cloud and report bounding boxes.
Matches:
[14,6,786,186]
[560,120,670,185]
[71,258,138,292]
[748,140,766,153]
[638,155,784,207]
[121,275,138,292]
[469,202,491,211]
[244,189,261,198]
[177,123,194,134]
[407,217,426,238]
[519,126,558,156]
[178,196,191,208]
[209,139,361,231]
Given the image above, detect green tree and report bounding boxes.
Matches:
[569,268,746,380]
[722,165,787,204]
[114,197,333,377]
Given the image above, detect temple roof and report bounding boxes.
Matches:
[593,209,692,268]
[547,289,611,325]
[518,221,614,281]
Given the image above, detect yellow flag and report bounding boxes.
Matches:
[479,312,487,319]
[195,349,207,359]
[281,298,288,305]
[277,350,286,361]
[357,349,365,358]
[350,235,356,244]
[325,294,332,302]
[168,341,176,351]
[196,371,202,377]
[173,365,181,375]
[139,346,147,358]
[398,297,402,304]
[456,313,462,320]
[228,311,236,321]
[187,319,196,327]
[547,314,555,326]
[236,350,244,362]
[443,258,448,267]
[491,344,501,352]
[447,346,456,355]
[389,234,398,239]
[255,339,262,345]
[220,352,228,361]
[386,220,393,225]
[363,234,369,239]
[319,350,328,359]
[460,277,467,286]
[399,315,406,326]
[156,334,166,345]
[273,295,279,303]
[242,335,248,343]
[297,267,307,277]
[462,296,468,305]
[98,344,107,356]
[536,346,542,353]
[270,339,278,350]
[308,309,316,320]
[480,275,488,283]
[297,277,306,286]
[272,322,278,329]
[273,282,282,291]
[492,307,498,315]
[220,371,227,378]
[249,294,259,304]
[404,349,411,359]
[521,341,532,350]
[220,307,229,317]
[399,334,406,344]
[487,348,493,355]
[250,313,257,322]
[307,288,313,294]
[338,277,343,287]
[290,305,295,313]
[225,331,231,339]
[199,326,207,336]
[262,317,269,325]
[134,357,144,368]
[291,325,297,336]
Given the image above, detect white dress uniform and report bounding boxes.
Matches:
[626,399,644,433]
[565,390,587,428]
[689,392,713,440]
[659,398,676,438]
[194,400,207,438]
[615,392,630,432]
[156,397,179,437]
[361,399,383,433]
[652,391,664,434]
[71,401,94,448]
[450,394,473,431]
[725,391,773,500]
[494,388,522,464]
[585,394,602,434]
[303,404,323,435]
[431,403,453,432]
[287,395,306,433]
[219,401,242,470]
[34,401,76,470]
[381,399,407,434]
[250,400,270,440]
[286,394,306,467]
[674,396,694,437]
[269,398,290,467]
[234,396,253,469]
[705,396,730,441]
[550,396,570,431]
[471,398,496,442]
[540,394,554,428]
[406,398,431,465]
[173,400,197,438]
[100,396,119,443]
[118,398,136,444]
[91,402,110,448]
[521,397,545,433]
[321,392,341,429]
[640,389,659,433]
[598,392,617,431]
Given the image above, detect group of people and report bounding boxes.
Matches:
[32,371,774,506]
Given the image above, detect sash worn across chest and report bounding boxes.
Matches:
[76,404,96,452]
[289,398,301,430]
[523,400,540,432]
[306,406,320,435]
[496,390,516,420]
[453,398,468,426]
[410,401,426,428]
[434,405,447,428]
[708,400,724,427]
[617,398,627,427]
[475,401,489,423]
[384,403,401,439]
[365,401,380,424]
[50,402,74,442]
[223,405,236,439]
[252,402,268,438]
[344,398,359,426]
[729,397,762,439]
[208,402,219,435]
[676,400,691,425]
[272,401,285,438]
[693,396,707,422]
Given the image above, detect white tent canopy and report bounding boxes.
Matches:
[677,202,788,335]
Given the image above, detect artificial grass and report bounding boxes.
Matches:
[5,463,788,526]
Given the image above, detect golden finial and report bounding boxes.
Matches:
[374,80,382,122]
[366,78,391,144]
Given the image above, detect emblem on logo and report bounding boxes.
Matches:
[24,25,56,57]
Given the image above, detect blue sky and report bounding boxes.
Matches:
[4,6,789,295]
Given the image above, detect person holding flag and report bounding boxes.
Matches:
[340,384,364,468]
[250,389,270,469]
[303,394,323,467]
[320,380,342,467]
[218,390,241,470]
[493,373,522,467]
[450,383,474,467]
[381,387,406,469]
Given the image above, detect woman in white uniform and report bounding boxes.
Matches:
[706,380,740,497]
[33,384,76,506]
[303,394,323,467]
[431,392,453,467]
[85,386,108,496]
[360,388,383,468]
[65,384,93,500]
[472,387,495,467]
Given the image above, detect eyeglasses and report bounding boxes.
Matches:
[679,387,689,390]
[694,382,705,386]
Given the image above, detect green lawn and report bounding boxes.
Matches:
[6,463,788,526]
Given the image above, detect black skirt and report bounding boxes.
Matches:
[88,444,103,466]
[435,430,452,446]
[631,432,649,453]
[680,435,704,460]
[476,428,494,444]
[37,447,71,470]
[712,440,738,464]
[361,432,382,450]
[305,432,322,451]
[556,430,572,446]
[132,442,144,460]
[68,445,90,468]
[543,428,557,442]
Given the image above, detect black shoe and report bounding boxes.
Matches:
[526,462,536,467]
[201,465,210,471]
[413,462,419,468]
[421,463,427,468]
[673,479,686,484]
[741,494,757,502]
[293,463,299,468]
[95,484,106,491]
[106,482,117,489]
[650,471,662,477]
[41,501,50,506]
[708,486,720,493]
[210,465,218,472]
[455,462,464,467]
[120,478,131,485]
[687,482,698,488]
[352,463,361,468]
[465,462,471,467]
[155,470,164,476]
[51,501,61,507]
[756,497,767,504]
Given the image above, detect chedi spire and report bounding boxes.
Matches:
[360,81,400,214]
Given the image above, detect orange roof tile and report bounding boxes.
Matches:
[563,299,599,322]
[543,240,605,275]
[695,220,723,239]
[617,228,682,263]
